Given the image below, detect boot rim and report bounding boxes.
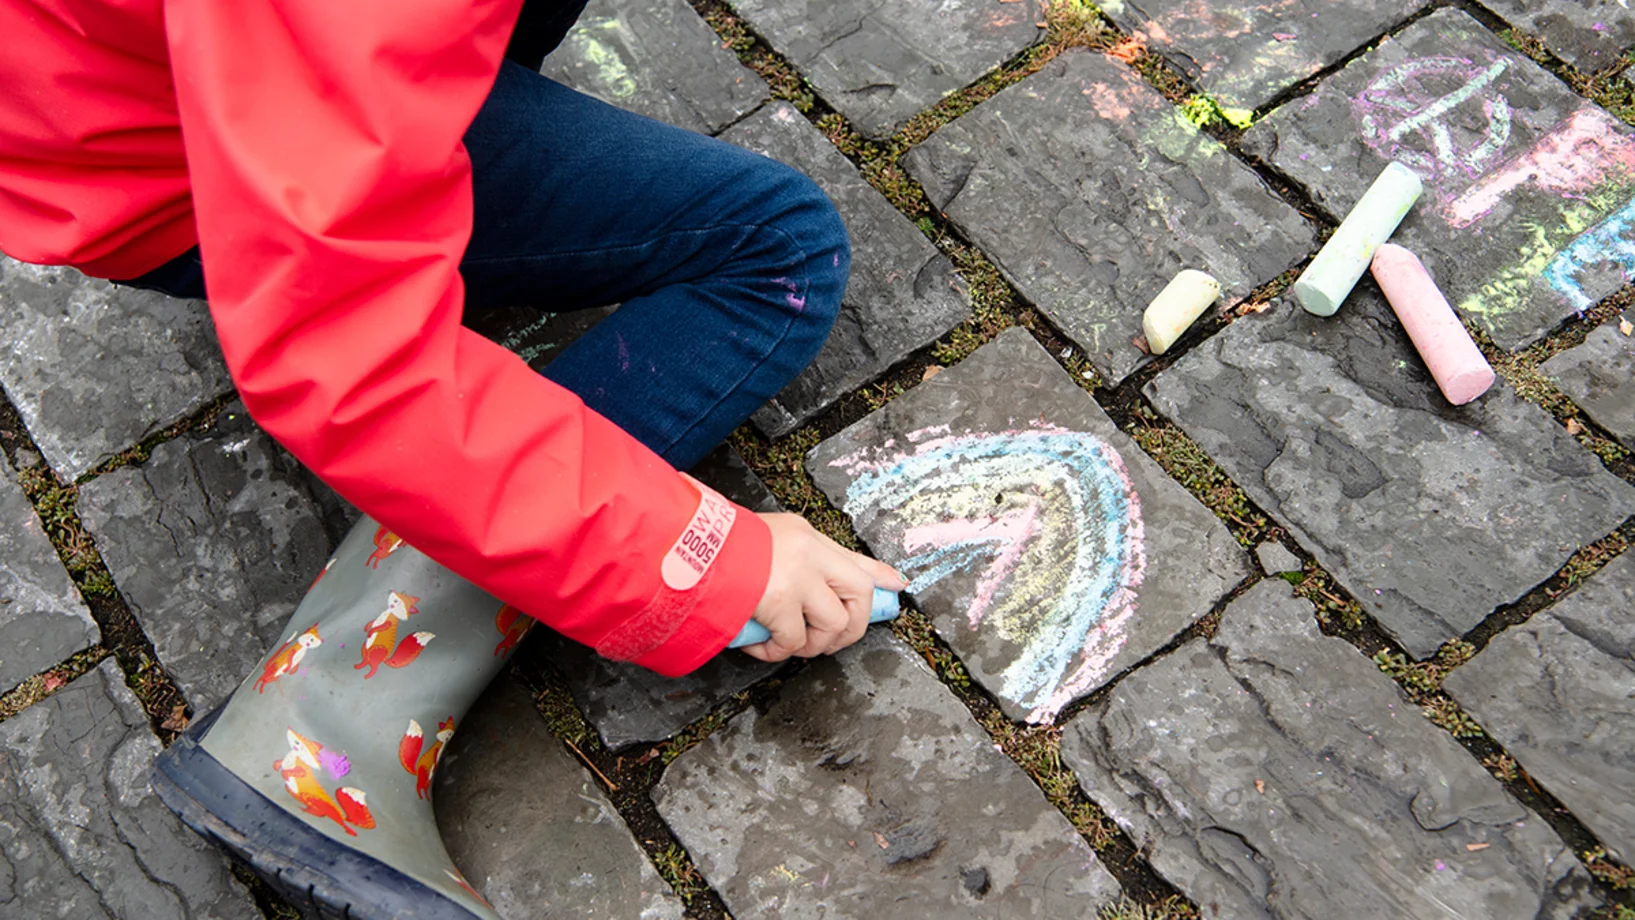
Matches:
[153,704,493,920]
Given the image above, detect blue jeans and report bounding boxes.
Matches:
[126,62,849,469]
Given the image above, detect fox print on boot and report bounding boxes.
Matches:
[152,516,525,920]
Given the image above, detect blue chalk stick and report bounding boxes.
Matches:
[728,586,901,649]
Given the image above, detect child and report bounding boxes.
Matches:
[0,1,904,916]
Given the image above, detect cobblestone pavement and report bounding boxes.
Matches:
[3,1,1635,918]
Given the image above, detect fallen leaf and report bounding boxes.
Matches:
[1255,779,1265,795]
[847,840,857,848]
[1107,37,1146,64]
[1621,317,1633,336]
[874,832,890,850]
[1132,334,1151,355]
[161,703,190,732]
[40,673,65,693]
[1566,418,1584,436]
[1465,842,1490,852]
[921,365,944,382]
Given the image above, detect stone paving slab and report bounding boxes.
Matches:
[77,405,338,709]
[1483,0,1635,74]
[437,676,684,919]
[809,328,1250,723]
[1254,540,1302,575]
[652,630,1124,917]
[0,660,257,919]
[1443,550,1635,862]
[536,443,783,750]
[1147,292,1635,658]
[539,0,768,136]
[1098,0,1423,114]
[0,454,98,691]
[1060,580,1598,920]
[466,306,620,372]
[723,103,971,437]
[1540,313,1635,448]
[730,0,1046,140]
[905,50,1314,385]
[0,257,232,481]
[1241,9,1635,351]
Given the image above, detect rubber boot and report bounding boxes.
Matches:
[153,516,535,919]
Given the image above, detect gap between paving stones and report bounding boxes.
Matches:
[0,393,191,737]
[1476,296,1635,473]
[508,639,791,919]
[1462,0,1635,117]
[0,387,308,918]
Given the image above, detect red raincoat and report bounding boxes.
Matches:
[0,0,772,676]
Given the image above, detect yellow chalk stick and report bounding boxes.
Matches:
[1142,269,1221,355]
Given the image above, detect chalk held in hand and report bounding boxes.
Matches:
[1293,161,1423,317]
[1142,269,1221,355]
[729,586,901,649]
[1370,243,1495,405]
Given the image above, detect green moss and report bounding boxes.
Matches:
[1099,897,1201,920]
[1289,567,1366,632]
[0,647,109,721]
[1584,847,1635,890]
[651,843,710,903]
[1126,417,1268,546]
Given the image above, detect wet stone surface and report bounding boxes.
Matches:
[729,0,1046,139]
[652,630,1124,917]
[535,443,783,749]
[466,306,618,372]
[0,257,232,481]
[1254,540,1302,575]
[0,455,99,691]
[437,676,684,920]
[723,103,971,437]
[1443,551,1635,862]
[1147,292,1635,658]
[1099,0,1420,113]
[809,328,1250,723]
[1241,9,1635,351]
[0,660,258,920]
[1540,313,1635,448]
[539,0,767,136]
[1060,581,1597,920]
[78,405,343,709]
[1482,0,1635,73]
[905,50,1313,385]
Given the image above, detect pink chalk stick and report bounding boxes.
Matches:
[1370,244,1495,406]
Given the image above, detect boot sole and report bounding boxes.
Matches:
[153,705,488,920]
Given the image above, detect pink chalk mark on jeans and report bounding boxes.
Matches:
[1445,107,1635,227]
[900,501,1043,631]
[771,275,806,312]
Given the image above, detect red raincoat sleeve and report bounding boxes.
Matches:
[161,0,771,676]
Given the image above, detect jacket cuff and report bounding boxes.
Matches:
[623,497,773,678]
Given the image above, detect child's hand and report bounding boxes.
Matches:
[741,512,906,663]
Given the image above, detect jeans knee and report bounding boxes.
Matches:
[764,165,848,338]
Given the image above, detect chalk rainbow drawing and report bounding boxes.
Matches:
[1446,108,1635,228]
[832,425,1145,723]
[1544,193,1635,311]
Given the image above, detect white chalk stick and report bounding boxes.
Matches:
[1371,243,1495,406]
[1293,161,1423,317]
[1142,269,1221,355]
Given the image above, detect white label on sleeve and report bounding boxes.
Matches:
[660,474,737,591]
